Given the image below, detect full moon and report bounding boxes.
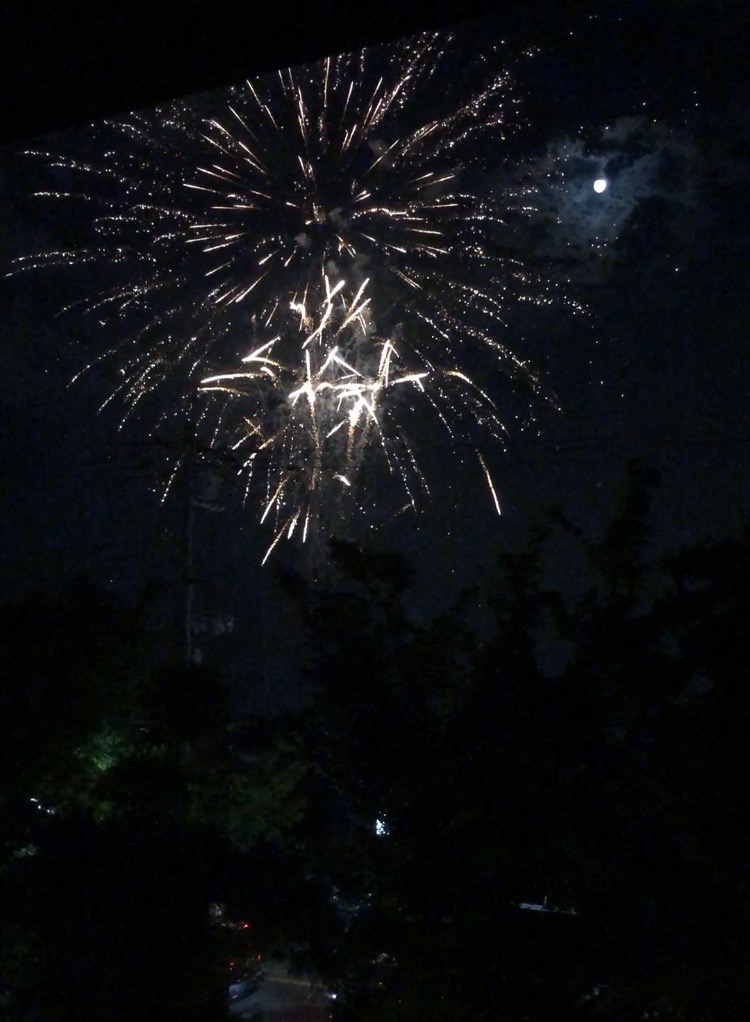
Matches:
[593,178,608,193]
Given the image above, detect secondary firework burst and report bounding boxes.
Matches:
[12,30,570,561]
[199,270,506,562]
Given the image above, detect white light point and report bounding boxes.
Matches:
[593,178,607,194]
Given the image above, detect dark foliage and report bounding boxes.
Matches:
[266,465,749,1020]
[2,468,747,1019]
[0,582,255,1020]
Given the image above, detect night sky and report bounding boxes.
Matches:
[1,3,748,710]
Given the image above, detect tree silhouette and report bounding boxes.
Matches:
[267,466,748,1020]
[0,579,303,1019]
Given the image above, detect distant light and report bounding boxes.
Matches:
[29,796,58,815]
[516,896,579,916]
[593,178,608,194]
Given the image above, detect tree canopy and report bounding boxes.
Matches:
[262,464,749,1020]
[1,465,747,1019]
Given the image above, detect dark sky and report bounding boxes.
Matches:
[1,2,748,710]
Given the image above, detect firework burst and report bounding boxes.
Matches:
[12,30,572,561]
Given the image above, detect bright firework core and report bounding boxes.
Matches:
[199,272,452,562]
[16,31,575,563]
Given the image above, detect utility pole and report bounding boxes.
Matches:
[185,476,196,667]
[183,388,199,668]
[181,396,235,669]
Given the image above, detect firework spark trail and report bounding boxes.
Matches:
[10,30,577,562]
[196,274,480,557]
